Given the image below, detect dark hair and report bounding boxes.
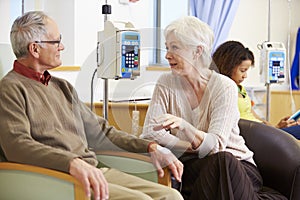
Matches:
[211,41,255,78]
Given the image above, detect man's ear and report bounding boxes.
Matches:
[28,43,40,58]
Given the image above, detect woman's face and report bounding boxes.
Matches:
[164,32,197,76]
[230,60,252,85]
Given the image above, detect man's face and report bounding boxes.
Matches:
[37,18,64,70]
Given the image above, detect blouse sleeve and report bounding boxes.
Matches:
[140,75,180,148]
[203,78,240,155]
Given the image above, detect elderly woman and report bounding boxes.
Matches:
[140,16,287,200]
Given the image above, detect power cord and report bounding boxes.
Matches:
[90,68,97,111]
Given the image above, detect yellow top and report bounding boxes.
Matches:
[238,86,262,122]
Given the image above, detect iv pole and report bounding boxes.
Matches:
[98,1,140,120]
[102,1,111,120]
[265,0,271,121]
[22,0,25,15]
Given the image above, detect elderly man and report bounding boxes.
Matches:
[0,11,183,200]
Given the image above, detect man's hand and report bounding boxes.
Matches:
[69,158,109,200]
[148,143,183,182]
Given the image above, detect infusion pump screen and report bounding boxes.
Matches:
[268,51,285,83]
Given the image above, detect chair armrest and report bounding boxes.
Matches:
[0,162,88,200]
[96,151,171,187]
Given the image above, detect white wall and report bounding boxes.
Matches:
[1,0,299,103]
[71,0,155,102]
[228,0,300,90]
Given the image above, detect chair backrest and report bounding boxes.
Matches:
[238,119,300,200]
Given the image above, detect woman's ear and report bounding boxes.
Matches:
[28,43,40,58]
[193,46,203,59]
[196,46,203,56]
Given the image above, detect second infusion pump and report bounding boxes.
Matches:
[260,42,286,84]
[97,21,140,79]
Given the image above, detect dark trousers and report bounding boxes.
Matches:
[179,152,287,200]
[281,125,300,140]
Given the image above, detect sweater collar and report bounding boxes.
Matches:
[13,60,51,86]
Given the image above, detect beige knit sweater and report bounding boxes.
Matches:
[0,70,151,173]
[141,71,255,164]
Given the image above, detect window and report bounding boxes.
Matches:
[151,0,189,66]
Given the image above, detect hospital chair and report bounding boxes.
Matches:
[239,119,300,200]
[0,149,171,200]
[0,44,171,199]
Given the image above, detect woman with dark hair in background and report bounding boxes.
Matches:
[211,40,300,140]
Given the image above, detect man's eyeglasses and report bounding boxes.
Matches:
[35,34,62,48]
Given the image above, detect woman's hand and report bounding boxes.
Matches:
[276,116,298,128]
[153,114,204,149]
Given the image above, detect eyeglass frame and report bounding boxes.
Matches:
[34,34,62,48]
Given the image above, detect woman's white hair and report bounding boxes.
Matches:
[164,16,214,67]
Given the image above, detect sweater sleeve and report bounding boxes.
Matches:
[140,74,181,148]
[79,101,152,153]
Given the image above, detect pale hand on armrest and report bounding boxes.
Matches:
[148,142,183,182]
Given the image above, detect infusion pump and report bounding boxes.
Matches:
[97,21,140,79]
[259,42,286,84]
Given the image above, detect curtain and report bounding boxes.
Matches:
[290,27,300,90]
[190,0,240,52]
